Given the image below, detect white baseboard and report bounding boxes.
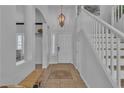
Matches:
[80,74,90,88]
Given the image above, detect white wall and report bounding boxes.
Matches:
[35,8,45,23]
[42,23,49,68]
[0,6,16,84]
[100,5,113,24]
[114,15,124,33]
[16,5,25,23]
[35,34,42,64]
[34,5,48,23]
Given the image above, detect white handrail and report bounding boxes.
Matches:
[82,8,124,39]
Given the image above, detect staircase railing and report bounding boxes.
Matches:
[111,5,124,25]
[81,7,124,87]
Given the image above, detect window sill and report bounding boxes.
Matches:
[16,60,25,66]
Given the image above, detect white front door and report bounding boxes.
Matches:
[58,34,72,63]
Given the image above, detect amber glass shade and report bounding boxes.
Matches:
[58,13,65,27]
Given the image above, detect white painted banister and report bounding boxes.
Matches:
[105,28,109,67]
[117,36,121,87]
[81,7,124,87]
[83,8,124,39]
[101,26,105,62]
[110,33,114,76]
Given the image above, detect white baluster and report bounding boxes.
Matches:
[110,32,114,76]
[117,36,121,87]
[95,21,98,52]
[105,28,109,67]
[92,20,94,46]
[94,20,96,49]
[94,21,96,50]
[97,23,100,55]
[102,26,105,63]
[99,23,102,58]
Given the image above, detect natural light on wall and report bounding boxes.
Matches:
[52,34,55,55]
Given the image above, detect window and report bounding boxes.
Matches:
[16,33,24,62]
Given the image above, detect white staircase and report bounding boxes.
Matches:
[81,7,124,87]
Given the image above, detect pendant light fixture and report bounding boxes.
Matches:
[58,5,65,27]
